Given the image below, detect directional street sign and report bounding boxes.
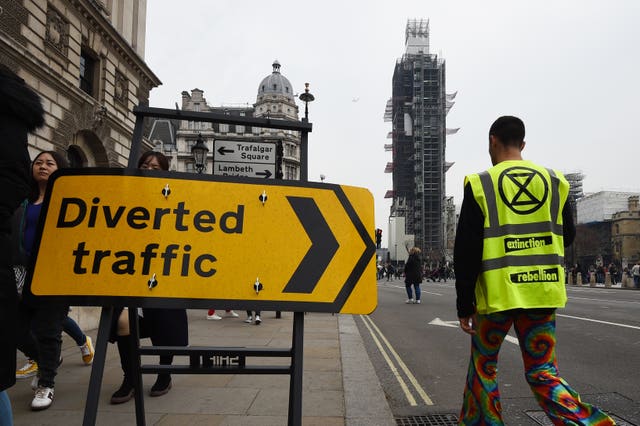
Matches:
[214,162,275,179]
[214,140,276,179]
[29,169,377,314]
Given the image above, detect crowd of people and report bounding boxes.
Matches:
[569,261,640,287]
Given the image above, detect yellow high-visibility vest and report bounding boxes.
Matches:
[465,160,569,314]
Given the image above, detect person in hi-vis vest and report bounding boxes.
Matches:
[454,116,614,425]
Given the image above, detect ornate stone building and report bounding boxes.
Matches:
[149,61,302,180]
[0,0,160,166]
[1,0,159,329]
[611,196,640,268]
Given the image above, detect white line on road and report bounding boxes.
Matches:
[568,295,640,305]
[377,283,442,296]
[362,315,434,406]
[556,313,640,330]
[359,315,417,406]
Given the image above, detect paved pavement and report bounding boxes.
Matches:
[8,310,395,426]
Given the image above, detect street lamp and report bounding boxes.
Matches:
[298,82,315,121]
[320,174,326,183]
[191,133,209,174]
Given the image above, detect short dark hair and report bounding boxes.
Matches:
[489,116,525,148]
[137,151,169,171]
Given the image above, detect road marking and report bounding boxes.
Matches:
[362,315,434,405]
[428,318,458,328]
[377,283,442,296]
[429,318,519,345]
[359,315,417,406]
[568,295,640,305]
[556,313,640,330]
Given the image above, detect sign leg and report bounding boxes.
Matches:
[82,307,113,426]
[128,306,146,426]
[288,312,304,426]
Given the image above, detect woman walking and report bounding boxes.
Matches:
[404,247,423,304]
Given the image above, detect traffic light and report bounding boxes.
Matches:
[375,228,382,249]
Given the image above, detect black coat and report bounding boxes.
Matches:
[404,253,423,284]
[0,65,44,391]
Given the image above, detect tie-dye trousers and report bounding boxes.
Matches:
[459,309,614,425]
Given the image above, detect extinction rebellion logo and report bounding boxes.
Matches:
[498,166,548,215]
[504,236,552,253]
[510,267,559,284]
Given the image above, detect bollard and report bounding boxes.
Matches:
[577,272,583,286]
[605,272,611,288]
[622,272,631,288]
[589,272,596,287]
[568,272,574,285]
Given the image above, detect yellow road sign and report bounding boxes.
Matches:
[30,169,377,314]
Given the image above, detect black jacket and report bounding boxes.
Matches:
[404,253,423,284]
[0,65,44,391]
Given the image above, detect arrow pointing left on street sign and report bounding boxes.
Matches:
[217,146,234,155]
[283,196,339,294]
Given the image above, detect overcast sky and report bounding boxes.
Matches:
[146,0,639,231]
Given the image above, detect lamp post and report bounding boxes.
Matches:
[191,133,209,174]
[298,82,315,121]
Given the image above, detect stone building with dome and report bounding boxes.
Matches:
[150,60,302,180]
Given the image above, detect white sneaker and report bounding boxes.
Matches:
[254,315,261,325]
[244,316,253,323]
[405,299,414,304]
[416,300,421,304]
[226,310,239,318]
[206,313,222,320]
[31,386,54,411]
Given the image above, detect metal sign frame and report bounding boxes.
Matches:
[69,105,358,426]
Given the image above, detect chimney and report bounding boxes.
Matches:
[628,195,639,212]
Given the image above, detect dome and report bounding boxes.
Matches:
[257,60,295,101]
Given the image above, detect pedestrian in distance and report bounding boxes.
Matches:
[385,263,395,281]
[206,309,239,320]
[245,310,261,325]
[454,116,613,425]
[109,151,189,404]
[403,247,423,304]
[0,63,45,423]
[631,262,640,289]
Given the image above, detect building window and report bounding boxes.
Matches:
[80,49,97,96]
[67,146,85,168]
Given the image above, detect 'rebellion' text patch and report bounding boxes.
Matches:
[510,267,559,284]
[504,236,552,253]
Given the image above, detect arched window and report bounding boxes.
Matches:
[67,145,86,167]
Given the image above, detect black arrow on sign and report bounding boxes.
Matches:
[283,196,339,294]
[217,146,234,155]
[256,169,272,178]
